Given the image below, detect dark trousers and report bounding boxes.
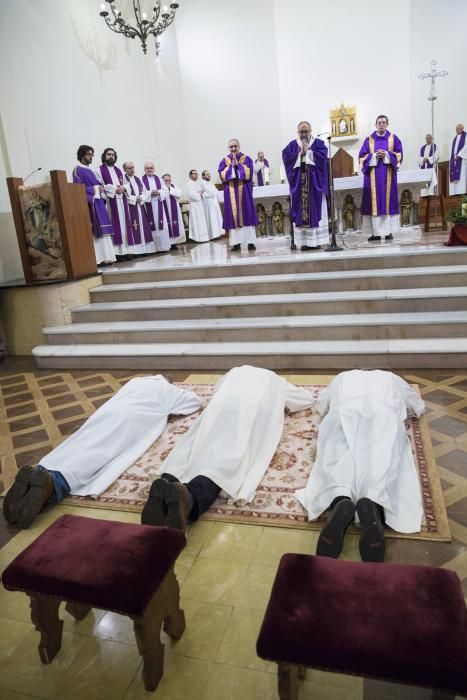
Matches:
[161,473,221,521]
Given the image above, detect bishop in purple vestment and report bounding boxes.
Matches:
[449,123,467,196]
[282,121,329,251]
[72,145,115,265]
[218,139,258,252]
[359,115,403,242]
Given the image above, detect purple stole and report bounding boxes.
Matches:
[125,176,153,244]
[142,174,164,231]
[72,165,113,239]
[99,164,133,246]
[450,131,466,182]
[162,186,181,238]
[255,159,269,186]
[419,143,436,169]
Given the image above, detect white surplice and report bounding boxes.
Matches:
[419,145,439,196]
[161,365,314,504]
[125,175,156,254]
[295,370,425,534]
[96,166,145,256]
[143,174,171,252]
[449,135,467,195]
[161,183,186,245]
[184,180,209,242]
[40,376,202,497]
[201,179,223,240]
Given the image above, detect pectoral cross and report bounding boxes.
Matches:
[132,219,138,231]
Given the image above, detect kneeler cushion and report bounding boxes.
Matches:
[2,514,186,617]
[256,554,467,695]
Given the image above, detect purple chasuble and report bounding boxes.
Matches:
[142,174,164,231]
[125,175,153,244]
[98,164,134,246]
[419,143,436,169]
[255,159,269,187]
[359,131,403,216]
[73,165,113,239]
[218,152,258,230]
[450,131,467,182]
[162,186,181,238]
[282,139,329,228]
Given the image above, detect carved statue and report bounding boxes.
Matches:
[272,201,284,235]
[400,189,412,226]
[342,194,355,231]
[339,118,347,134]
[256,203,267,236]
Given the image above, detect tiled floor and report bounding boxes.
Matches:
[0,362,466,699]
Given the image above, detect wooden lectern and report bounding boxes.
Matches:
[7,170,97,284]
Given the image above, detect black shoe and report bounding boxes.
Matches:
[385,234,393,241]
[230,244,241,252]
[141,478,169,526]
[3,465,53,529]
[316,499,356,558]
[310,245,321,250]
[248,244,256,251]
[301,245,311,251]
[356,498,385,563]
[368,235,382,242]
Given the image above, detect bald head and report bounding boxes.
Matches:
[228,139,240,156]
[425,134,433,144]
[456,123,465,135]
[144,161,155,175]
[297,121,312,142]
[123,161,134,175]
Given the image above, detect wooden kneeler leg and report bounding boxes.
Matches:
[278,662,299,700]
[162,568,185,641]
[29,595,63,664]
[65,602,92,621]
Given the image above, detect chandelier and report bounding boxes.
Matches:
[99,1,180,55]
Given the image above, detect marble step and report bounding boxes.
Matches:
[101,247,467,284]
[33,337,467,370]
[90,265,467,302]
[72,287,467,323]
[43,311,467,344]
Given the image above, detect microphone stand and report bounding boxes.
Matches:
[325,135,342,252]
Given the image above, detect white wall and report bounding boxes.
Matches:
[1,0,466,283]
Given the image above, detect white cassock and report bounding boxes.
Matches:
[143,175,171,252]
[125,175,156,254]
[293,142,329,247]
[161,365,314,505]
[253,160,271,187]
[161,183,186,245]
[295,370,425,534]
[184,180,209,242]
[76,162,116,265]
[96,166,145,256]
[450,134,467,195]
[419,145,439,197]
[40,376,201,497]
[201,179,223,240]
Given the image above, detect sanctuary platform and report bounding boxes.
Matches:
[31,232,467,370]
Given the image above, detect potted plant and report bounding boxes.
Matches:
[445,196,467,246]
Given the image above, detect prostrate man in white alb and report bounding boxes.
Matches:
[295,369,425,563]
[161,173,186,249]
[449,123,467,195]
[201,170,223,240]
[141,365,314,529]
[3,377,202,529]
[142,161,171,252]
[184,169,209,242]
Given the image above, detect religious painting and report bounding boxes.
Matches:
[330,102,357,138]
[19,183,67,281]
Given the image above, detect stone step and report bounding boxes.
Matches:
[43,311,467,344]
[71,287,467,322]
[101,247,467,284]
[32,337,467,370]
[90,265,467,302]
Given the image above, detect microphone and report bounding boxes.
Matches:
[23,167,42,183]
[317,132,330,138]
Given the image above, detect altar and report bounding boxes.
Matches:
[216,169,435,234]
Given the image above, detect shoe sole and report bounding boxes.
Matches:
[316,500,356,558]
[357,497,385,563]
[7,466,52,529]
[164,483,186,530]
[141,479,169,526]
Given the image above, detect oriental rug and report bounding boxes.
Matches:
[59,379,450,543]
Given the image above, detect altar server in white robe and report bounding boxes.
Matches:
[201,170,223,240]
[295,369,425,563]
[184,169,209,242]
[161,173,186,247]
[142,161,171,252]
[142,365,314,530]
[3,376,202,529]
[449,123,467,195]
